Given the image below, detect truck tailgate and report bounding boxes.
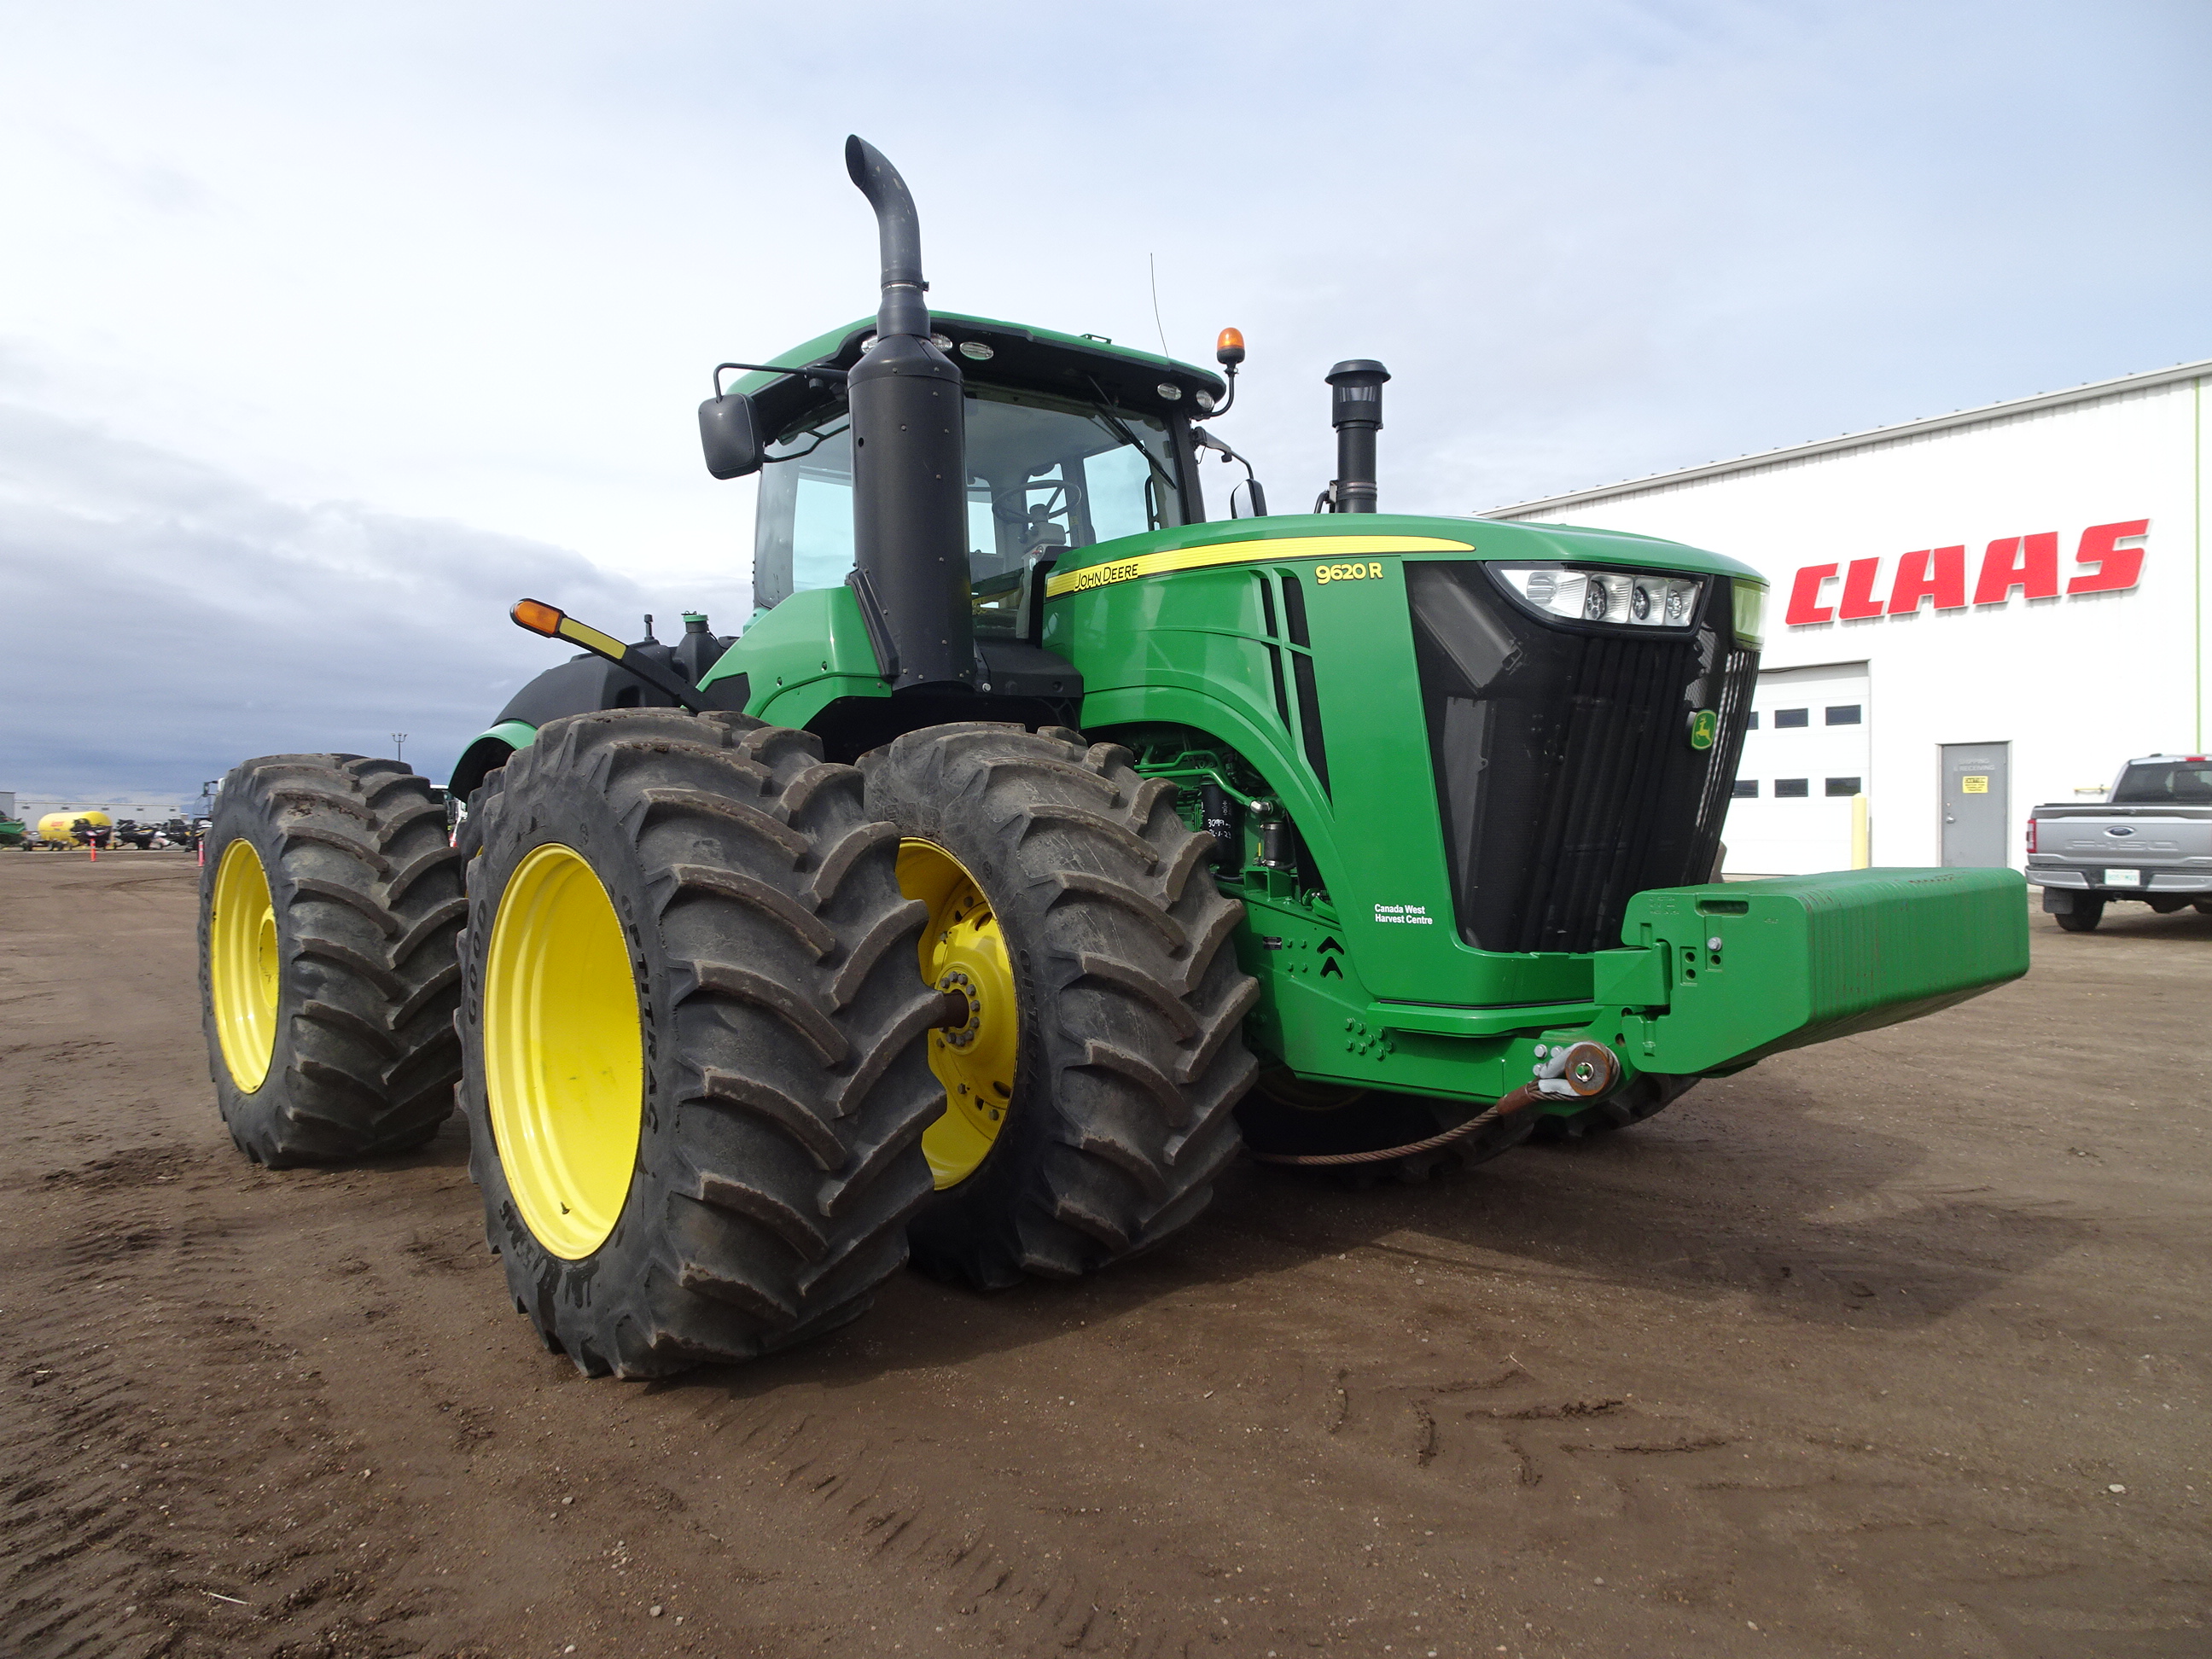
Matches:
[2029,804,2212,888]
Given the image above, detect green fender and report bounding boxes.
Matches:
[450,719,538,800]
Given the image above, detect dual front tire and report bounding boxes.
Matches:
[864,724,1257,1289]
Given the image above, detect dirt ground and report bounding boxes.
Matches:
[3,853,2207,1659]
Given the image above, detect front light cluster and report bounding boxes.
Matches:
[1494,566,1706,630]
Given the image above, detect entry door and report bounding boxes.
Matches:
[1940,742,2010,867]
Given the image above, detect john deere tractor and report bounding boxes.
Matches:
[197,138,2027,1377]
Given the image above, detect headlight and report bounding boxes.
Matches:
[1732,579,1767,648]
[1493,565,1707,631]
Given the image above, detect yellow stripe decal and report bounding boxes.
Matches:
[1044,534,1472,599]
[557,618,630,660]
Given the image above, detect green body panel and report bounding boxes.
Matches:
[1044,510,1763,587]
[1029,510,2019,1103]
[1617,867,2030,1073]
[1045,512,1755,1019]
[698,584,887,728]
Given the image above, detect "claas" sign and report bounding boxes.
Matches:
[1785,519,2146,627]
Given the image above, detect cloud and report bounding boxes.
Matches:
[0,402,719,798]
[1,1,2205,800]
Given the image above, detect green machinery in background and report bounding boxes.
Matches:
[198,138,2026,1377]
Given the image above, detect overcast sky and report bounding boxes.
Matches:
[3,1,2205,801]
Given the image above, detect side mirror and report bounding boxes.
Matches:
[697,393,762,480]
[1230,478,1268,519]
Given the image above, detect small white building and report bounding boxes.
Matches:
[1488,359,2209,875]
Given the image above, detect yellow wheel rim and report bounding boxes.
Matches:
[899,840,1017,1190]
[209,838,280,1091]
[482,842,643,1259]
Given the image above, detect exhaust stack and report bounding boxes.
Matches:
[844,136,975,691]
[1325,359,1389,514]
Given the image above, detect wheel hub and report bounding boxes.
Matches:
[897,840,1017,1189]
[935,968,983,1047]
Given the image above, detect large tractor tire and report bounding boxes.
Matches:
[457,709,944,1377]
[199,754,466,1166]
[860,724,1259,1289]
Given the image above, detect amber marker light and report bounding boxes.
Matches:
[511,597,564,636]
[511,597,629,661]
[1215,327,1246,366]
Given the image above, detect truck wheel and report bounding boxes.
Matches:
[2055,898,2104,933]
[457,710,942,1377]
[860,724,1259,1289]
[199,754,466,1166]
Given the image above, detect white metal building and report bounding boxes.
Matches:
[1488,359,2209,875]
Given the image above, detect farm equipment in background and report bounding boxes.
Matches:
[113,819,183,850]
[37,811,112,848]
[197,138,2029,1378]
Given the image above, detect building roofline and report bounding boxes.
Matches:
[1483,356,2212,521]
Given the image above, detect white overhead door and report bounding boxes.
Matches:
[1723,662,1871,876]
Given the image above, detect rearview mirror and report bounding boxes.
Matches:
[697,393,762,480]
[1230,478,1269,519]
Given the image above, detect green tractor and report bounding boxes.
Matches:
[197,138,2027,1377]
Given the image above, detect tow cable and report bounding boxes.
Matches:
[1246,1040,1621,1167]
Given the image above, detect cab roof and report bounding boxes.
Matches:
[733,312,1226,439]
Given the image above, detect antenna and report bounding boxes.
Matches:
[1149,253,1171,361]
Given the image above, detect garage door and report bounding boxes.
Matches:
[1722,661,1871,876]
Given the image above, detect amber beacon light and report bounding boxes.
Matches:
[510,597,565,637]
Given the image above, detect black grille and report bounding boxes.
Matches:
[1408,562,1756,954]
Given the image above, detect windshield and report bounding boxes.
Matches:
[2111,760,2212,804]
[752,385,1185,625]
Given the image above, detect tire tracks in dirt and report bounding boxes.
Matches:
[5,854,2211,1656]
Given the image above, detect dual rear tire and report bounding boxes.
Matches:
[201,713,1259,1375]
[200,755,465,1165]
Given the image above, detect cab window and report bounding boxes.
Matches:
[753,411,855,608]
[752,384,1186,628]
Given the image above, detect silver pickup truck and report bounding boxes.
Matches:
[2028,754,2212,931]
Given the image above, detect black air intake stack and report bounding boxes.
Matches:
[844,136,975,691]
[1325,359,1390,514]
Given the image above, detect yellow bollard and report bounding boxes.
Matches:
[1851,793,1871,868]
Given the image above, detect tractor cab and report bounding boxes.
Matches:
[740,314,1219,638]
